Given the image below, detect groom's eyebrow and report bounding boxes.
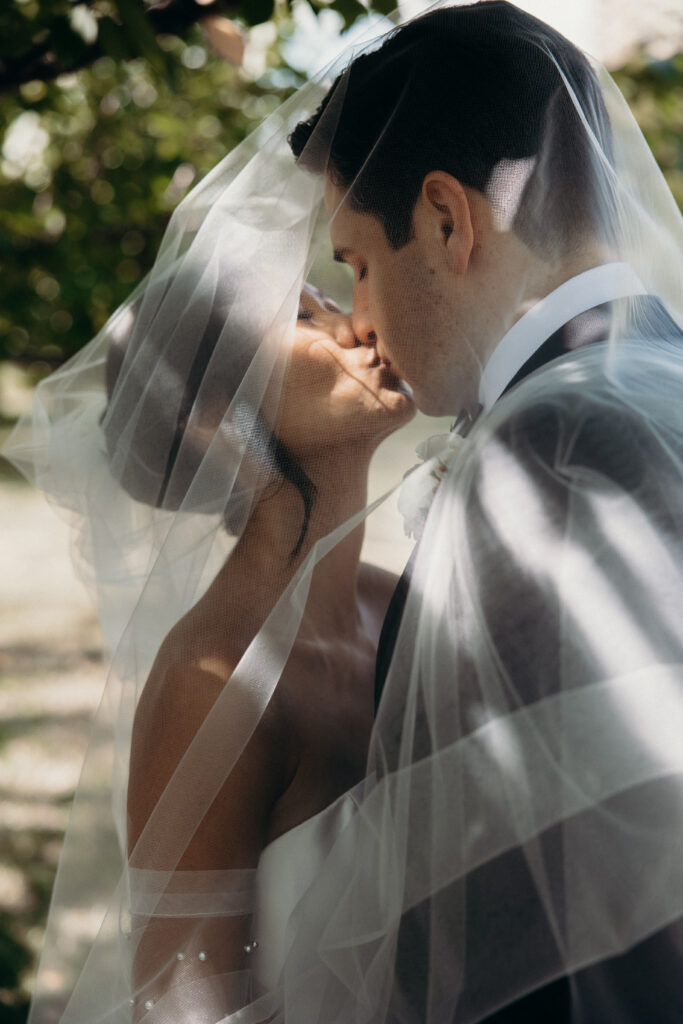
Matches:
[333,248,352,263]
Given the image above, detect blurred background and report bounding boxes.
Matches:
[1,0,682,1019]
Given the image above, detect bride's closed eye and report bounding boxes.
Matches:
[297,309,314,321]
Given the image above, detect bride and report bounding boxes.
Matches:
[120,282,414,1016]
[1,53,427,1010]
[4,110,420,1013]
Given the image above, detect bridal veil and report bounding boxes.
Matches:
[4,2,683,1021]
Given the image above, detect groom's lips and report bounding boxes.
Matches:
[378,362,412,396]
[359,346,412,397]
[379,358,413,398]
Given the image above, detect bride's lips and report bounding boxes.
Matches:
[312,337,413,401]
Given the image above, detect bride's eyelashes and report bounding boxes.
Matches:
[297,309,314,321]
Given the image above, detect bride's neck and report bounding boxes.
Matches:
[227,448,373,637]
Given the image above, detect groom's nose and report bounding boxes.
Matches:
[352,306,377,348]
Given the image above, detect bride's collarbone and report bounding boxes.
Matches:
[282,628,377,700]
[270,634,375,758]
[282,638,374,746]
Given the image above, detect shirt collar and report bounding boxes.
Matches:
[477,262,648,411]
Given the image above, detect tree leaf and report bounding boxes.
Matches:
[328,0,367,30]
[50,16,89,65]
[112,0,169,78]
[239,0,276,28]
[97,17,133,63]
[370,0,396,16]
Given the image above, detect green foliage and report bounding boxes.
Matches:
[612,52,683,212]
[0,0,387,370]
[0,912,31,1022]
[0,14,306,367]
[1,2,682,371]
[0,818,67,1022]
[0,0,374,90]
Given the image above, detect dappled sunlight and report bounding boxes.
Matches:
[477,435,677,679]
[613,666,683,773]
[0,864,32,914]
[402,427,683,816]
[1,800,67,834]
[558,523,664,672]
[590,488,682,641]
[0,475,103,1011]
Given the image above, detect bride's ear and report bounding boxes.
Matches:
[420,172,474,275]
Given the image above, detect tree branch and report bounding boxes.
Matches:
[0,0,239,94]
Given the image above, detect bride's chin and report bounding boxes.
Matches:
[372,390,416,424]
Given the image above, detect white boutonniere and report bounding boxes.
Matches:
[398,429,469,541]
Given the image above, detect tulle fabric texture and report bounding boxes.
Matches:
[4,2,683,1022]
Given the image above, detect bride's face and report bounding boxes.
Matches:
[275,285,415,456]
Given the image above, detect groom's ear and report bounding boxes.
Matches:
[420,172,474,275]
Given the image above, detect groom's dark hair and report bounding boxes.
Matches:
[289,1,614,254]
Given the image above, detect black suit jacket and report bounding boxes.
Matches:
[374,296,683,1023]
[375,295,681,709]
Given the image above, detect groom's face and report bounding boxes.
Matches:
[325,177,479,416]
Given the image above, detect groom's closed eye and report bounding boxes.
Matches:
[333,249,367,282]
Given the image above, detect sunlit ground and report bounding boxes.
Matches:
[0,459,103,1021]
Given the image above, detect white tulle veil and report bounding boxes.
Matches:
[4,2,683,1022]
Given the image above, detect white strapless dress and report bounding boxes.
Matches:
[251,784,363,992]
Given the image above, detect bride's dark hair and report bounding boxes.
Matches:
[103,288,316,558]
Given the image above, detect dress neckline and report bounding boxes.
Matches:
[259,783,363,862]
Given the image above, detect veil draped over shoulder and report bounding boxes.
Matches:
[4,2,683,1022]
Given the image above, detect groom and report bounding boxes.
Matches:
[290,2,683,1021]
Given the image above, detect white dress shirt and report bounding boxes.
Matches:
[477,262,648,411]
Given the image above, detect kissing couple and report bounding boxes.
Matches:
[7,3,683,1023]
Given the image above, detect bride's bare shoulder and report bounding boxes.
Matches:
[133,595,283,752]
[128,612,290,862]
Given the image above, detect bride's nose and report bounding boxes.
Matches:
[328,313,357,349]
